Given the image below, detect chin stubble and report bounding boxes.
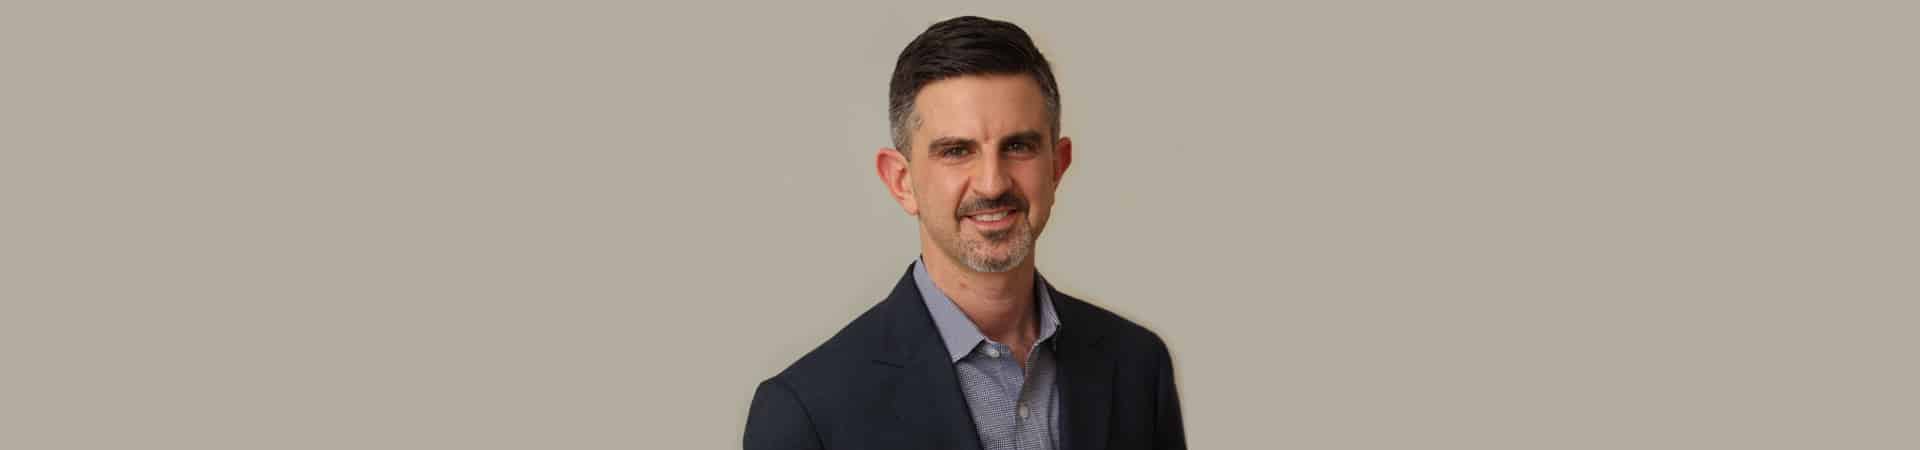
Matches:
[958,217,1032,273]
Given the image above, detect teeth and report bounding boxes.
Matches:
[971,211,1009,221]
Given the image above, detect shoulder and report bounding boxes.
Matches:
[1050,289,1173,358]
[764,296,897,391]
[747,291,916,448]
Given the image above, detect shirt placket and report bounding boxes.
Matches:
[990,340,1050,450]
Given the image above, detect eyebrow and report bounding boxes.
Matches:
[926,130,1046,151]
[1001,130,1044,146]
[927,136,977,150]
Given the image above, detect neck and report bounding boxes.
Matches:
[921,246,1039,347]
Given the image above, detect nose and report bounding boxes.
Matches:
[972,153,1011,199]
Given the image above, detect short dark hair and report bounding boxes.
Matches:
[888,16,1061,157]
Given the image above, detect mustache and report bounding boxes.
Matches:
[956,193,1027,216]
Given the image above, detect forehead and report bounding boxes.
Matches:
[911,74,1050,143]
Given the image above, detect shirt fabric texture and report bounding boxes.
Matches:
[913,257,1062,450]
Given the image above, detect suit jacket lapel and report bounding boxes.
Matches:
[1052,287,1115,450]
[872,266,983,450]
[885,350,983,450]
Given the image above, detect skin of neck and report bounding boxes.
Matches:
[919,233,1040,353]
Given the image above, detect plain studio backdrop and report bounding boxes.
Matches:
[3,1,1914,449]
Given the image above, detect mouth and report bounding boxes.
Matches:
[962,208,1019,229]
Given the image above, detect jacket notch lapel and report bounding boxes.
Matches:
[875,265,984,450]
[881,353,983,450]
[1060,341,1115,450]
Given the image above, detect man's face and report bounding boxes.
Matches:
[891,74,1070,273]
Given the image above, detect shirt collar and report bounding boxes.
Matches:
[913,256,1062,363]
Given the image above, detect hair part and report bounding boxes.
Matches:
[889,16,1062,159]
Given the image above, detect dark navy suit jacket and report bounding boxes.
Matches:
[744,265,1186,450]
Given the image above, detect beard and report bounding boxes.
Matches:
[952,216,1034,272]
[927,192,1036,273]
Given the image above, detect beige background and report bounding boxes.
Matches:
[4,1,1915,448]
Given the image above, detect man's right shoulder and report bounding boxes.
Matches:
[747,266,925,449]
[746,294,907,450]
[760,296,901,398]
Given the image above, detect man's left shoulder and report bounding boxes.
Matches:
[1050,289,1173,356]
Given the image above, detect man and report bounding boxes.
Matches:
[744,16,1185,450]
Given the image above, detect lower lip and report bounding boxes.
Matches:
[965,211,1018,229]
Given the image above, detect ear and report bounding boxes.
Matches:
[1052,136,1073,182]
[876,147,919,216]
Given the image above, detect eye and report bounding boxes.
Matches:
[1007,142,1032,152]
[939,146,971,158]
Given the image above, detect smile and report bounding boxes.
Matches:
[964,209,1018,228]
[971,211,1009,221]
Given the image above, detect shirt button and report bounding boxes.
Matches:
[1019,404,1030,418]
[984,347,1000,358]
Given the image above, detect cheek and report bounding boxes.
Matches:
[938,176,975,212]
[916,181,963,219]
[1021,176,1057,222]
[1020,172,1057,205]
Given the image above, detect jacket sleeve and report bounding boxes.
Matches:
[1153,334,1188,449]
[744,377,824,450]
